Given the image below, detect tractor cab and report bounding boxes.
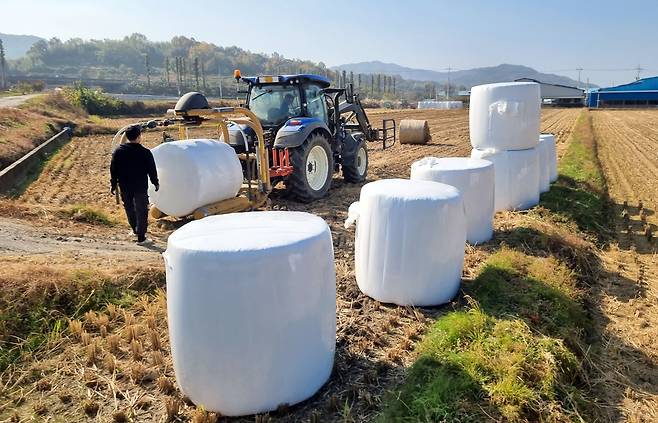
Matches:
[243,74,330,130]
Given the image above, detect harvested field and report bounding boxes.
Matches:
[0,108,585,422]
[589,109,658,422]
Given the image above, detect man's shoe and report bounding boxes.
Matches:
[136,235,148,244]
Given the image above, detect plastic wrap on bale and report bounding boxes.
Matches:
[411,157,494,244]
[540,134,558,182]
[471,147,540,211]
[148,139,243,217]
[163,211,336,416]
[345,179,466,306]
[537,137,551,193]
[469,82,541,151]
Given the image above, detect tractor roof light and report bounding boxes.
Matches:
[234,69,241,81]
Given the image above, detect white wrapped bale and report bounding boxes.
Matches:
[471,148,540,211]
[411,157,494,244]
[164,212,336,416]
[538,137,551,193]
[345,179,466,306]
[469,82,541,151]
[148,139,243,217]
[540,134,558,182]
[418,100,464,109]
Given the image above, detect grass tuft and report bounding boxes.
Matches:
[380,249,590,422]
[541,110,612,243]
[58,204,116,226]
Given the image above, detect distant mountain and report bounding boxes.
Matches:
[333,61,596,88]
[0,33,44,60]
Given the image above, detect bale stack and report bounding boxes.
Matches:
[399,119,431,144]
[469,82,542,211]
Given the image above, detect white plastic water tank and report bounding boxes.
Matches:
[540,134,558,182]
[164,212,336,416]
[411,157,494,244]
[471,148,540,211]
[469,82,541,151]
[148,139,243,217]
[537,137,551,193]
[345,179,466,306]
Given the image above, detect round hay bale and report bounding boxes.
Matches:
[399,119,430,145]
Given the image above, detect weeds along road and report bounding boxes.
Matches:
[0,93,42,108]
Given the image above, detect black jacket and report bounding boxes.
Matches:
[110,143,159,193]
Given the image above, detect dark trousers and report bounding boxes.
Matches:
[120,189,149,238]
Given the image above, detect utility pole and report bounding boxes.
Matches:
[393,77,396,95]
[218,64,223,98]
[0,39,6,90]
[576,67,583,88]
[358,73,361,90]
[194,57,200,90]
[144,53,151,90]
[175,57,181,96]
[350,71,354,87]
[342,70,347,88]
[201,61,206,91]
[445,66,452,100]
[635,64,644,80]
[371,74,374,96]
[165,56,171,87]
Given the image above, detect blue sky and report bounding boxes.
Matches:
[3,0,657,86]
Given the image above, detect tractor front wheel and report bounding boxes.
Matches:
[342,138,368,183]
[287,132,334,202]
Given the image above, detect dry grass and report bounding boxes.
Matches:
[0,108,609,422]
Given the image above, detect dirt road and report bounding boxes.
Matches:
[0,93,41,108]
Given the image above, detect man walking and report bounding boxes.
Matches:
[110,125,159,243]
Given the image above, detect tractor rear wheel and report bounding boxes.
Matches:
[342,139,368,183]
[287,132,334,202]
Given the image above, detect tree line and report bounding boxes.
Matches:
[5,34,464,101]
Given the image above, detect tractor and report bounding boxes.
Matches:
[111,72,395,218]
[225,71,395,202]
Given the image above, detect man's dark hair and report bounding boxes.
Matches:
[125,125,141,142]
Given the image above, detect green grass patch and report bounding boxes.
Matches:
[380,249,590,422]
[58,204,115,226]
[541,110,611,242]
[466,248,587,346]
[0,267,164,371]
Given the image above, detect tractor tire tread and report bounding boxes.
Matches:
[287,132,334,203]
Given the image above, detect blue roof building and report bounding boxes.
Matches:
[588,76,658,108]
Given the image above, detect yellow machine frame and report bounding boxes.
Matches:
[144,106,271,220]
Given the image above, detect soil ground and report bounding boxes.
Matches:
[588,109,658,422]
[0,107,617,422]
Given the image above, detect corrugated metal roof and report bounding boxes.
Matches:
[597,76,658,92]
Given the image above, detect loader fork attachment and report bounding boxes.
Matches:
[381,119,396,150]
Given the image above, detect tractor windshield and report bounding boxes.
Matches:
[248,85,302,126]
